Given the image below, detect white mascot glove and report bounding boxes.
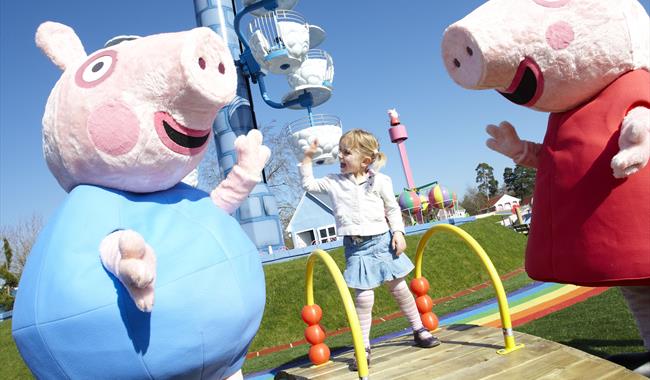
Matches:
[235,129,271,181]
[611,107,650,178]
[485,121,525,159]
[486,121,540,168]
[100,230,156,312]
[210,129,271,214]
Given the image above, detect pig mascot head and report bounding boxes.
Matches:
[37,21,236,192]
[442,0,650,374]
[442,0,649,112]
[12,21,269,380]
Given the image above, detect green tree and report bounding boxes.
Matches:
[503,167,516,194]
[0,214,43,278]
[461,186,487,215]
[503,165,537,199]
[0,238,19,310]
[475,163,499,199]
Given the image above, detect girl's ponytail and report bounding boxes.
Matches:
[372,151,387,171]
[339,129,388,171]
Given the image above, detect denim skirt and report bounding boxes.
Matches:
[343,231,414,290]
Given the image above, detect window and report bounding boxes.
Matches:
[318,224,337,243]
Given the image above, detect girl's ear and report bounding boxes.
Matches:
[362,156,373,168]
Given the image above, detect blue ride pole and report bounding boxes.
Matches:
[193,0,285,253]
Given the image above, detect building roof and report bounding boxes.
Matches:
[308,192,334,211]
[479,193,522,212]
[286,191,335,233]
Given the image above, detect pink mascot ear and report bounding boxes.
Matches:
[35,21,87,71]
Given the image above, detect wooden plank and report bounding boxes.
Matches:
[284,324,480,379]
[288,325,519,380]
[599,369,648,380]
[480,351,585,380]
[531,357,639,380]
[306,327,481,379]
[395,333,552,379]
[285,336,415,378]
[387,329,511,379]
[355,325,507,380]
[537,358,594,380]
[273,325,640,380]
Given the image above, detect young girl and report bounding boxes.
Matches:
[301,129,440,370]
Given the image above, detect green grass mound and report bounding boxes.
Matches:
[2,216,642,377]
[253,216,527,352]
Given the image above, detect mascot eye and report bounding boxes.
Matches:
[82,56,113,81]
[75,50,117,88]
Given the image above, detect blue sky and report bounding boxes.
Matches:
[1,0,648,227]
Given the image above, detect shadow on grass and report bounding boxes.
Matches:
[559,338,644,358]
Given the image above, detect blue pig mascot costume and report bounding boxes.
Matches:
[12,21,271,380]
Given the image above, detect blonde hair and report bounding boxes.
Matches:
[339,129,387,171]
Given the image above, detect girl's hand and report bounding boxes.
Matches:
[304,139,319,159]
[392,231,407,255]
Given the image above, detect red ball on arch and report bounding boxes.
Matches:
[410,277,430,296]
[415,295,434,314]
[301,304,323,325]
[305,324,326,345]
[421,311,439,331]
[309,343,330,365]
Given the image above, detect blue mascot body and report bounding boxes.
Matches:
[13,184,265,379]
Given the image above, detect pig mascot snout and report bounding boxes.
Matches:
[12,21,270,380]
[442,0,650,375]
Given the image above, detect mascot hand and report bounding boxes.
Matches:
[100,230,156,312]
[486,121,525,159]
[612,107,650,178]
[234,129,271,181]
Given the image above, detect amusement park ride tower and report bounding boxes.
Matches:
[192,0,338,252]
[388,109,417,190]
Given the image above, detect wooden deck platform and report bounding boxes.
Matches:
[275,324,644,379]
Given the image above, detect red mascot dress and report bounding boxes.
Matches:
[526,69,650,286]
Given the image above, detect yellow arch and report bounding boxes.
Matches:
[305,249,369,378]
[414,224,524,354]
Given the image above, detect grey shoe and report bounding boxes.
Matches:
[414,327,441,348]
[349,347,371,372]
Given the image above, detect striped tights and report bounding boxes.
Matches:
[354,277,433,348]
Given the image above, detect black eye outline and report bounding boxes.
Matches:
[75,50,118,88]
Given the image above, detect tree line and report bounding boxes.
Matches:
[0,215,42,310]
[460,163,536,215]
